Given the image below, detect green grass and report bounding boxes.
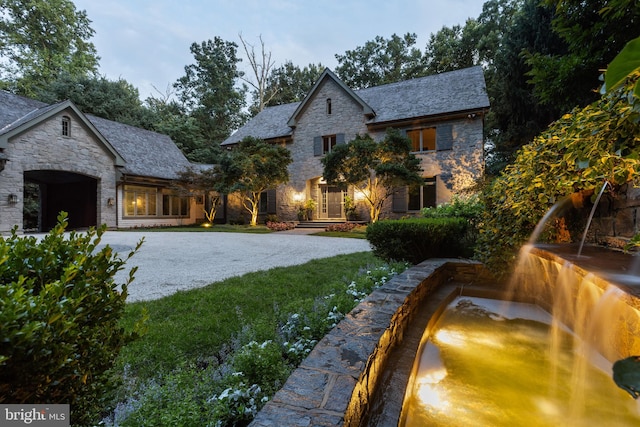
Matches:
[117,251,380,380]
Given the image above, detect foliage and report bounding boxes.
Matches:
[263,61,324,108]
[421,194,484,224]
[334,33,427,89]
[35,73,155,128]
[325,222,358,232]
[105,254,405,426]
[173,166,222,225]
[605,36,640,100]
[265,221,296,231]
[366,217,474,264]
[218,137,292,226]
[174,37,248,146]
[476,78,640,276]
[0,0,99,97]
[321,129,422,222]
[423,21,479,74]
[0,213,143,425]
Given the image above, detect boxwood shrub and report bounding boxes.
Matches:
[365,217,474,264]
[0,213,143,426]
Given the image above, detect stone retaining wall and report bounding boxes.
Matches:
[249,259,495,426]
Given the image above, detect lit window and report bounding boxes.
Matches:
[407,128,436,152]
[61,116,71,137]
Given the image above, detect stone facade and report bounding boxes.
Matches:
[1,111,118,233]
[222,67,490,224]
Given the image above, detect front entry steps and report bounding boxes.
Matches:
[295,220,344,229]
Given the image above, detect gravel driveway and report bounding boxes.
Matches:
[97,230,372,302]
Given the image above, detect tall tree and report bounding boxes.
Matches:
[527,0,640,112]
[174,37,248,148]
[263,61,324,107]
[239,34,278,115]
[334,33,426,89]
[321,129,422,223]
[36,73,155,128]
[485,0,565,174]
[423,21,479,74]
[0,0,99,97]
[218,137,292,226]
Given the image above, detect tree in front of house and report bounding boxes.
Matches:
[321,129,423,223]
[0,0,100,97]
[218,137,292,226]
[174,166,223,225]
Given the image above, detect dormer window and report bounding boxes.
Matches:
[61,116,71,137]
[326,98,332,115]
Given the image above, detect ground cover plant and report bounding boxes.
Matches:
[104,252,406,426]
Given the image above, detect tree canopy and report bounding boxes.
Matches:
[334,33,427,89]
[321,129,422,222]
[217,137,292,226]
[0,0,99,97]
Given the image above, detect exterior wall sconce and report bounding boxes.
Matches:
[8,194,18,204]
[107,197,115,206]
[292,192,304,203]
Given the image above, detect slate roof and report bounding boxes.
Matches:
[0,90,190,180]
[87,115,191,180]
[221,66,489,146]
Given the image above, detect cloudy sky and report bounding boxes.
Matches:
[72,0,487,100]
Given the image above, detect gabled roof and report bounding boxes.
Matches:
[0,90,192,180]
[287,68,375,127]
[221,66,489,146]
[222,102,299,146]
[0,91,124,166]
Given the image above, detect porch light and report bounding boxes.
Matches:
[293,192,304,203]
[8,194,18,204]
[107,197,115,206]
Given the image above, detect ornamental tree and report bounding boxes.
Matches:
[218,137,292,226]
[321,129,423,223]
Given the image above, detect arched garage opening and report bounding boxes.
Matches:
[24,170,98,232]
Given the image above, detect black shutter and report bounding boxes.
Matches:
[314,136,322,156]
[436,125,453,151]
[267,189,276,214]
[392,187,407,213]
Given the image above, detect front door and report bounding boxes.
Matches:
[322,186,344,219]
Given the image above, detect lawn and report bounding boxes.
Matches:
[104,251,403,426]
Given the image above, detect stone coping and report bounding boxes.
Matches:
[249,259,495,427]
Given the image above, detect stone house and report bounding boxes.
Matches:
[0,90,204,233]
[221,66,490,223]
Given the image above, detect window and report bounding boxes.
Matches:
[407,128,436,152]
[314,134,345,156]
[407,177,437,211]
[61,116,71,137]
[326,98,332,115]
[124,185,157,216]
[323,135,337,154]
[259,189,276,214]
[124,185,189,217]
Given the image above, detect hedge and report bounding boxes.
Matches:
[365,217,474,264]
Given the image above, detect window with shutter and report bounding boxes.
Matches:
[436,125,454,151]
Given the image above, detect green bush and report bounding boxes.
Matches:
[366,218,474,264]
[0,213,143,426]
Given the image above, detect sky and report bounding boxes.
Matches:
[72,0,487,101]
